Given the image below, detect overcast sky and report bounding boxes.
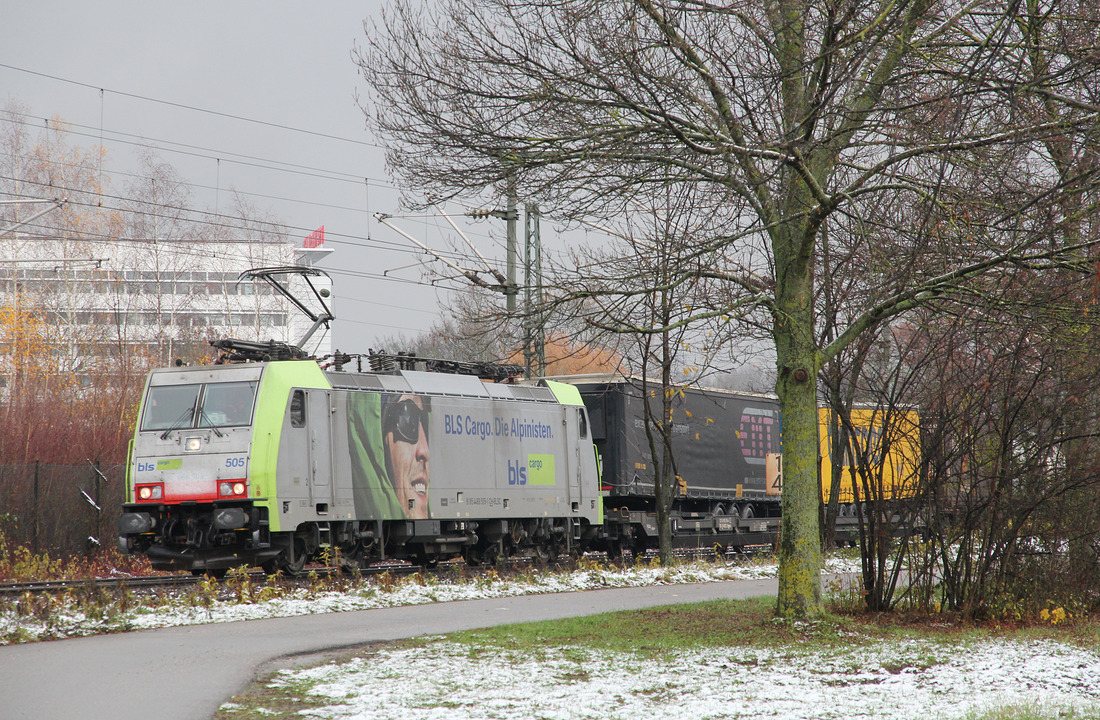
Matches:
[1,1,524,353]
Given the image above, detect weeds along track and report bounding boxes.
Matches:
[0,546,772,600]
[0,562,423,598]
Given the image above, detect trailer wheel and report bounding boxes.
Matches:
[606,538,631,562]
[465,542,501,567]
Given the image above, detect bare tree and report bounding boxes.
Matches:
[897,268,1100,617]
[359,0,1100,617]
[559,184,741,562]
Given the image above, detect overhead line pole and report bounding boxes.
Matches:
[506,177,517,313]
[524,203,544,377]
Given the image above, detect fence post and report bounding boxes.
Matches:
[33,460,40,554]
[95,461,102,547]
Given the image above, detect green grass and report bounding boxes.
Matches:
[447,594,1100,656]
[447,596,808,655]
[214,597,1100,720]
[964,704,1100,720]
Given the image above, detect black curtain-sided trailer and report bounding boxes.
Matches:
[569,376,783,554]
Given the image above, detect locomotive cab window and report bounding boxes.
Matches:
[578,408,589,439]
[290,389,306,428]
[197,381,258,428]
[141,381,258,432]
[141,384,201,431]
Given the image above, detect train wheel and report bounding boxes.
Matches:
[337,550,363,576]
[533,541,554,566]
[465,546,496,567]
[269,538,308,577]
[610,536,635,563]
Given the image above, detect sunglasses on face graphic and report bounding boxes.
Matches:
[383,399,429,445]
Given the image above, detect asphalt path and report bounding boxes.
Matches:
[0,577,777,720]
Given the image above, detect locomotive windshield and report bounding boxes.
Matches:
[141,381,259,432]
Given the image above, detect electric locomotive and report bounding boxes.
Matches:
[118,353,602,575]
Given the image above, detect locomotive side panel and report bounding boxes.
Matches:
[275,386,361,531]
[336,388,599,525]
[255,363,334,532]
[430,395,571,520]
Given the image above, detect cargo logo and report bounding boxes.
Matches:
[507,454,556,486]
[137,458,182,472]
[527,454,555,486]
[507,459,527,485]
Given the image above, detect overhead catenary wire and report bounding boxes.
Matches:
[0,61,546,342]
[0,86,526,268]
[0,176,480,267]
[0,62,382,149]
[0,150,503,264]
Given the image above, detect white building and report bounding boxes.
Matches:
[0,233,333,373]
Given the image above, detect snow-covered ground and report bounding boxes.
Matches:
[239,636,1100,720]
[4,556,1098,719]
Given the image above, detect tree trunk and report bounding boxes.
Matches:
[774,229,823,618]
[775,368,824,617]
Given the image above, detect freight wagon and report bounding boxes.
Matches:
[569,376,783,556]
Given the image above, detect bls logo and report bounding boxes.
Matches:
[507,459,527,485]
[137,462,155,472]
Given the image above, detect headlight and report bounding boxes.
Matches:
[185,437,202,452]
[219,482,248,497]
[136,484,163,501]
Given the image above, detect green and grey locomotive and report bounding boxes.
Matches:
[118,358,603,575]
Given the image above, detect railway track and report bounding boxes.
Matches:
[0,562,424,597]
[0,546,768,598]
[0,574,201,596]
